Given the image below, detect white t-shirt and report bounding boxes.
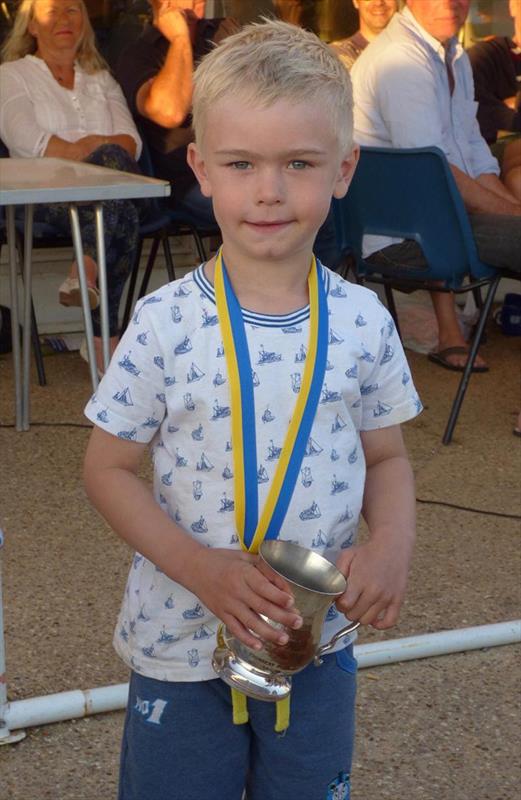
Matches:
[0,55,141,158]
[84,264,422,682]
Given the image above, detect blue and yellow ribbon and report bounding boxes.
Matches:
[214,248,328,554]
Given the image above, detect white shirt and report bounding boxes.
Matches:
[0,55,141,158]
[351,7,499,256]
[84,264,422,682]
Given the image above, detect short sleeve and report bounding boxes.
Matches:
[84,297,169,442]
[356,301,422,431]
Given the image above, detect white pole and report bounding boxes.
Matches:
[2,620,520,735]
[0,529,26,744]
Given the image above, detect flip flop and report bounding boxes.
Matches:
[427,346,489,373]
[59,276,100,310]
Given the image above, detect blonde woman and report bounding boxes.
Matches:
[0,0,143,372]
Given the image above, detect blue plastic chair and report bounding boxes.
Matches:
[332,145,505,444]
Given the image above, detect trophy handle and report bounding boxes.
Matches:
[313,620,360,666]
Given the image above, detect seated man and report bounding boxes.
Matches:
[330,0,398,70]
[116,0,238,227]
[352,0,521,372]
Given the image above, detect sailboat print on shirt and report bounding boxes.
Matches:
[331,414,347,434]
[252,370,260,387]
[257,465,269,484]
[182,602,204,619]
[320,384,341,403]
[262,406,275,423]
[257,345,282,364]
[187,363,205,383]
[191,516,208,534]
[193,480,202,501]
[329,328,344,345]
[304,437,323,457]
[295,344,306,363]
[291,373,301,394]
[267,440,282,460]
[301,466,313,488]
[331,475,349,494]
[174,336,192,355]
[193,624,214,640]
[118,352,141,376]
[173,281,191,298]
[213,369,226,387]
[171,305,182,323]
[212,400,231,419]
[201,308,218,327]
[299,501,321,521]
[374,401,392,417]
[184,393,195,411]
[191,424,204,441]
[219,493,234,512]
[222,464,233,480]
[196,452,214,472]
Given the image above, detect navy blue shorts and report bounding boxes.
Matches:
[118,645,357,800]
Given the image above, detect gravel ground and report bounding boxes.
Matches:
[0,317,520,800]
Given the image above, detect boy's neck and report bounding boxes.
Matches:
[205,248,313,315]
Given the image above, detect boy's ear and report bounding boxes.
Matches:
[332,146,360,200]
[187,143,213,198]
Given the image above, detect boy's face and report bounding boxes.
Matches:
[188,97,358,268]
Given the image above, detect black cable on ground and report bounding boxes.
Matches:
[416,497,521,521]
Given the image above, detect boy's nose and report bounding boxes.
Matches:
[255,169,285,205]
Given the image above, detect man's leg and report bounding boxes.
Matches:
[366,242,487,370]
[469,212,521,274]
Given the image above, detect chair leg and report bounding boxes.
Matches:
[384,285,402,341]
[30,299,46,386]
[120,239,144,335]
[191,229,208,263]
[138,235,161,299]
[161,233,176,283]
[442,275,500,445]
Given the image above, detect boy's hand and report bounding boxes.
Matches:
[186,548,303,650]
[335,534,413,630]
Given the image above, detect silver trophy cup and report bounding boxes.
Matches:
[212,540,360,701]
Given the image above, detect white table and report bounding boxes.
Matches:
[0,158,170,430]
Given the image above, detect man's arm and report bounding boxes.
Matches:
[450,164,521,216]
[84,426,302,649]
[136,7,195,129]
[335,425,416,629]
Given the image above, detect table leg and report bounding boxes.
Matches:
[6,207,22,431]
[94,204,110,372]
[68,205,99,391]
[22,204,34,431]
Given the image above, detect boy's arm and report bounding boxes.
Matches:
[335,425,415,630]
[84,427,302,649]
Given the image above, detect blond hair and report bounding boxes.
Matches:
[192,18,354,153]
[1,0,106,73]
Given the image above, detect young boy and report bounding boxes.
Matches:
[84,19,421,800]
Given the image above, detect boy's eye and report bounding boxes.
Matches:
[229,161,252,170]
[289,160,310,170]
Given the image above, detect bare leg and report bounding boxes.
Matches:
[69,254,97,286]
[59,254,100,309]
[429,290,487,369]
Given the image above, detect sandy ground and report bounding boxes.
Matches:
[0,313,520,800]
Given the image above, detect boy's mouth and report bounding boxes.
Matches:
[245,220,293,231]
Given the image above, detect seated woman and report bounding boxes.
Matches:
[0,0,143,373]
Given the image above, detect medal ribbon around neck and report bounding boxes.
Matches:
[214,248,329,554]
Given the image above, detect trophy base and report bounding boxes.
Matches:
[212,644,292,702]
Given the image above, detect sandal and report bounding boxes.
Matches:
[59,276,99,310]
[427,346,489,373]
